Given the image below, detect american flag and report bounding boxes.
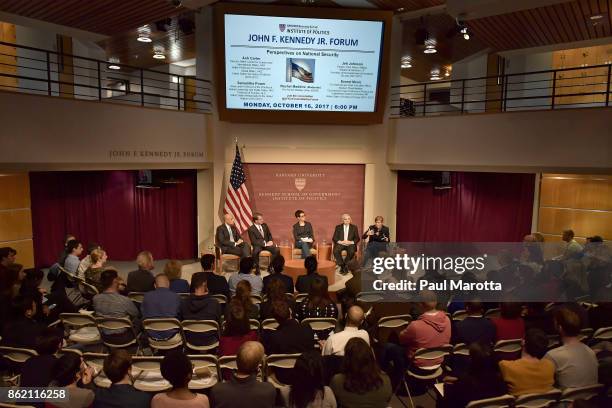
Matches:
[223,145,253,234]
[291,60,313,83]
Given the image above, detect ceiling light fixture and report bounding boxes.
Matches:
[107,57,121,70]
[137,35,152,43]
[397,7,405,12]
[401,56,412,69]
[430,69,441,81]
[424,44,437,54]
[445,72,450,77]
[589,14,604,20]
[153,52,166,60]
[461,27,470,40]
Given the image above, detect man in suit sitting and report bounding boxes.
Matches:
[332,214,360,274]
[247,212,279,273]
[216,213,251,260]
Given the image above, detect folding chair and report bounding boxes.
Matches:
[378,314,412,330]
[142,318,184,353]
[452,343,469,356]
[265,353,300,388]
[57,349,83,358]
[131,356,170,392]
[83,352,111,388]
[249,319,261,331]
[188,354,220,389]
[78,280,99,298]
[577,328,594,343]
[212,294,227,305]
[0,346,37,386]
[402,345,453,408]
[295,293,308,303]
[301,317,337,339]
[592,326,612,342]
[465,394,514,408]
[356,292,385,303]
[181,320,220,352]
[261,318,279,332]
[560,384,604,402]
[128,292,145,305]
[215,243,239,273]
[60,313,101,346]
[494,339,523,360]
[452,310,468,321]
[515,389,561,408]
[95,316,140,353]
[250,294,262,305]
[484,308,501,319]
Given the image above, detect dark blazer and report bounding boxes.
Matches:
[126,268,155,293]
[263,319,315,355]
[292,222,314,243]
[216,223,242,253]
[363,225,390,243]
[296,273,328,294]
[263,273,294,294]
[332,224,360,245]
[247,223,273,248]
[204,271,231,300]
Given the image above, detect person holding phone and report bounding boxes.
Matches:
[362,216,390,266]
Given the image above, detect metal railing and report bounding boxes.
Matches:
[0,41,212,113]
[391,63,612,118]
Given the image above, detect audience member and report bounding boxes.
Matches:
[263,300,314,355]
[296,256,328,293]
[544,307,598,389]
[330,338,392,408]
[0,262,25,298]
[211,341,276,408]
[141,273,180,341]
[58,234,77,266]
[180,272,222,348]
[219,300,258,357]
[94,349,151,408]
[126,251,155,293]
[492,301,525,341]
[200,253,230,300]
[261,278,293,320]
[165,260,190,293]
[443,342,507,408]
[263,255,294,294]
[559,229,584,261]
[280,351,337,408]
[340,260,363,308]
[499,329,555,396]
[93,269,140,345]
[84,248,108,292]
[50,353,95,408]
[2,295,47,349]
[295,276,338,325]
[77,243,101,278]
[19,328,62,387]
[323,305,369,356]
[229,257,263,297]
[0,246,16,270]
[152,350,209,408]
[231,279,259,320]
[63,239,84,274]
[452,300,495,345]
[524,302,556,335]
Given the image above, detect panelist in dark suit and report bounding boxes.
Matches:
[292,210,315,259]
[332,214,360,274]
[247,212,279,272]
[215,213,251,259]
[363,216,390,266]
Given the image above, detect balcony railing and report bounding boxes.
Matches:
[391,63,612,118]
[0,41,212,113]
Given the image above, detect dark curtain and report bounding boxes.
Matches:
[396,171,535,242]
[30,170,197,267]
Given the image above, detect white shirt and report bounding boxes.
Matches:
[226,224,235,243]
[343,224,349,242]
[322,326,370,356]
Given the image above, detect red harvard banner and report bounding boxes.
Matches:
[244,164,365,245]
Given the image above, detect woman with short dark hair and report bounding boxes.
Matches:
[293,210,315,259]
[280,351,336,408]
[152,350,209,408]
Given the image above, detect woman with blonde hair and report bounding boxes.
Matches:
[164,260,189,293]
[126,251,155,293]
[85,248,108,292]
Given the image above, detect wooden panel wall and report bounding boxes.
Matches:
[0,22,16,91]
[485,53,502,112]
[57,35,74,98]
[538,174,612,243]
[0,174,34,268]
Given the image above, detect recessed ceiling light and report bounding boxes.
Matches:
[430,75,441,81]
[401,56,412,68]
[153,53,166,60]
[108,64,120,70]
[397,7,405,12]
[444,72,450,77]
[137,35,152,43]
[424,44,437,54]
[107,57,120,70]
[589,14,604,20]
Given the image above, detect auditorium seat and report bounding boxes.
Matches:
[59,312,101,346]
[265,353,300,388]
[452,343,469,356]
[356,291,385,303]
[250,319,261,331]
[261,318,279,333]
[83,352,111,388]
[295,293,308,303]
[493,339,523,360]
[464,394,514,408]
[452,310,468,321]
[128,291,145,305]
[215,243,239,273]
[560,384,604,403]
[181,320,220,353]
[95,316,140,353]
[301,317,337,336]
[142,318,184,353]
[188,354,220,390]
[592,326,612,342]
[219,354,264,381]
[484,308,501,319]
[57,348,83,358]
[212,294,228,305]
[251,294,262,304]
[403,345,453,407]
[131,356,170,392]
[377,314,412,330]
[0,346,37,386]
[514,389,561,408]
[578,327,594,343]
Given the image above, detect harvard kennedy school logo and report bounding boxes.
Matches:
[294,178,306,191]
[279,24,286,32]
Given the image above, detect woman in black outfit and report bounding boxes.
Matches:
[293,210,315,259]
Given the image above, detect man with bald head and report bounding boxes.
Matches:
[323,305,369,356]
[332,213,360,274]
[211,341,276,408]
[216,213,251,260]
[141,273,180,340]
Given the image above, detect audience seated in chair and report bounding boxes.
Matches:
[151,350,210,408]
[164,260,190,294]
[20,328,62,388]
[330,337,392,408]
[49,353,95,408]
[142,273,181,341]
[126,251,155,293]
[230,280,259,320]
[77,242,101,278]
[323,305,369,357]
[63,239,84,274]
[295,276,338,325]
[211,341,276,408]
[2,295,48,349]
[260,278,294,320]
[93,269,141,346]
[263,300,314,356]
[20,268,65,324]
[229,257,263,297]
[219,300,258,357]
[199,254,230,300]
[492,301,525,341]
[84,248,108,293]
[524,302,556,335]
[263,255,294,295]
[452,300,495,346]
[180,272,222,348]
[280,350,337,408]
[544,307,598,389]
[94,349,151,408]
[296,256,328,294]
[499,328,555,396]
[442,342,508,408]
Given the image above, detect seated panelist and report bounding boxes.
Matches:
[247,212,279,272]
[332,214,360,274]
[292,209,315,259]
[363,216,390,265]
[215,213,251,259]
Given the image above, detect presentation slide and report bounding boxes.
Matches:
[224,14,384,112]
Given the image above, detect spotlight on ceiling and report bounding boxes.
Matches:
[153,52,166,60]
[107,57,120,70]
[137,35,152,43]
[461,27,470,40]
[430,69,441,81]
[401,56,412,69]
[424,43,437,54]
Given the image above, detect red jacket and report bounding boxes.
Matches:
[399,310,451,366]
